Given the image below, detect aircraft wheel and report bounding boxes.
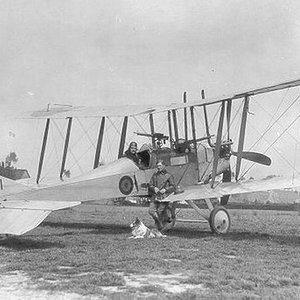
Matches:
[209,206,230,234]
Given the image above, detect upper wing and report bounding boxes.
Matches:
[22,104,163,119]
[165,176,300,203]
[21,79,300,119]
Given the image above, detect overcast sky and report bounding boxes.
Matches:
[1,0,300,179]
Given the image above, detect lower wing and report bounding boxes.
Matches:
[0,176,80,235]
[0,200,80,235]
[164,176,300,202]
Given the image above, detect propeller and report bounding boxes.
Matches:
[218,140,272,166]
[231,151,271,166]
[218,141,271,205]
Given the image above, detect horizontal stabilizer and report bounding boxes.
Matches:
[0,200,80,235]
[0,175,35,198]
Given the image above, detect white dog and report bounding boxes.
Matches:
[129,217,166,239]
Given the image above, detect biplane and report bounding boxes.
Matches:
[1,78,300,236]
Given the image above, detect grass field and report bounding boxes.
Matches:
[0,203,299,299]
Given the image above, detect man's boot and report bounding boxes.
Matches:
[153,212,163,231]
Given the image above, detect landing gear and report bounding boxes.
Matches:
[209,206,231,234]
[176,199,231,234]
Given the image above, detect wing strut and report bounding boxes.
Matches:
[189,104,199,173]
[235,96,250,180]
[226,100,232,140]
[172,110,179,142]
[167,111,174,149]
[190,106,197,151]
[183,92,188,141]
[203,106,210,137]
[93,116,105,169]
[118,116,128,159]
[211,102,225,187]
[149,113,156,148]
[36,118,50,184]
[202,90,213,147]
[60,117,73,180]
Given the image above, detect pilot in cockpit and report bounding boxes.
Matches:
[124,141,140,165]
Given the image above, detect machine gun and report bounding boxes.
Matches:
[134,132,169,149]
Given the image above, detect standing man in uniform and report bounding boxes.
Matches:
[148,160,175,230]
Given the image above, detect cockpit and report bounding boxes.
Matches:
[136,137,196,170]
[137,144,152,169]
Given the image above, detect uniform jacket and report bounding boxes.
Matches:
[148,169,175,200]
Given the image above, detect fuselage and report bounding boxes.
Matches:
[4,143,230,203]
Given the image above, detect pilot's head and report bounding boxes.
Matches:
[129,141,138,154]
[156,159,165,172]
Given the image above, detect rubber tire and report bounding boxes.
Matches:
[209,206,231,234]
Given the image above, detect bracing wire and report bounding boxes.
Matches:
[177,111,184,138]
[107,117,122,136]
[76,118,98,149]
[238,93,300,178]
[156,113,168,134]
[59,117,99,174]
[253,99,300,146]
[51,119,84,174]
[71,117,98,149]
[292,104,300,184]
[108,117,123,144]
[40,120,61,182]
[104,130,114,162]
[106,117,123,160]
[194,107,203,133]
[50,120,61,170]
[190,104,221,144]
[222,101,244,141]
[263,88,290,131]
[247,94,300,152]
[132,115,148,134]
[240,114,300,178]
[29,119,41,175]
[230,92,300,179]
[68,142,96,172]
[208,105,221,128]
